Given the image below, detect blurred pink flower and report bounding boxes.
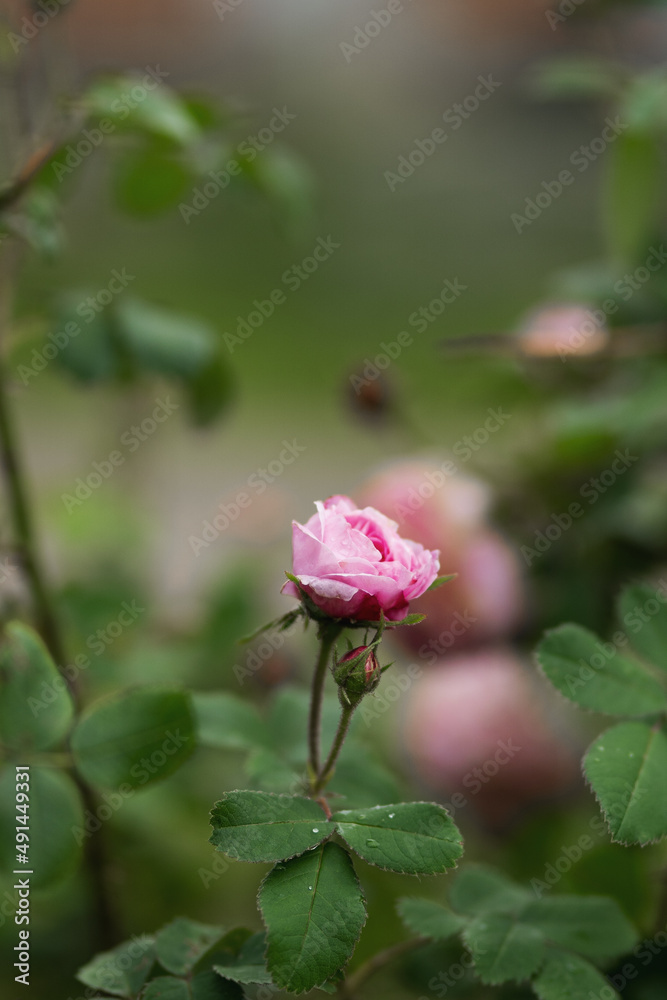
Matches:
[358,462,523,651]
[282,495,440,622]
[403,649,579,822]
[517,303,609,359]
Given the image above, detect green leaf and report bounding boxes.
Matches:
[584,721,667,844]
[115,297,216,378]
[184,352,233,427]
[463,912,545,985]
[530,57,621,100]
[605,132,662,263]
[142,972,244,999]
[190,971,245,999]
[141,978,189,1000]
[155,918,225,975]
[192,692,267,751]
[396,898,466,940]
[9,186,64,258]
[77,935,155,997]
[85,76,200,146]
[210,791,334,862]
[536,624,667,716]
[426,574,457,592]
[54,303,121,383]
[620,69,667,134]
[240,145,314,237]
[0,766,83,889]
[0,621,74,751]
[213,932,273,985]
[259,842,366,993]
[71,687,196,790]
[387,613,426,627]
[532,950,620,1000]
[327,748,402,808]
[521,895,637,964]
[448,865,531,917]
[238,609,302,646]
[244,747,299,793]
[617,582,667,673]
[115,148,191,216]
[333,802,463,875]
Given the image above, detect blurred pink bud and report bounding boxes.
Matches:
[517,304,609,359]
[403,650,579,823]
[358,463,523,650]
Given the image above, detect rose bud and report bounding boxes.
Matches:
[347,369,393,423]
[281,495,440,623]
[358,464,523,651]
[334,644,382,705]
[402,649,579,825]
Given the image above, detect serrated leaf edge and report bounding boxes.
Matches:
[257,844,367,995]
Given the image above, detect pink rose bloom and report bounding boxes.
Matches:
[282,495,440,622]
[359,462,524,651]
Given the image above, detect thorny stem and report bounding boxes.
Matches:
[313,698,356,795]
[0,139,59,212]
[0,244,120,949]
[307,624,340,787]
[0,259,68,676]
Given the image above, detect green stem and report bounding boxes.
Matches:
[314,698,356,795]
[0,365,69,679]
[339,937,426,998]
[0,245,119,950]
[307,625,340,785]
